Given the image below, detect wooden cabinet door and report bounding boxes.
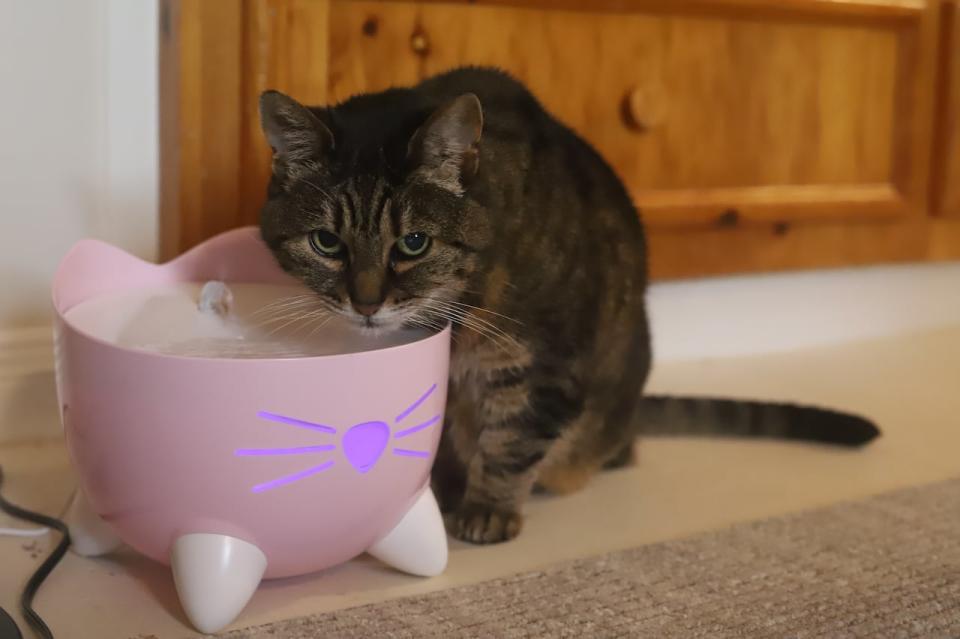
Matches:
[328,0,926,230]
[160,0,960,278]
[933,0,960,218]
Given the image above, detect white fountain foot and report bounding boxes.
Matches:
[65,489,123,557]
[367,487,448,577]
[171,533,267,634]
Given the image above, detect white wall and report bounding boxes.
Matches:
[0,1,158,443]
[0,0,158,330]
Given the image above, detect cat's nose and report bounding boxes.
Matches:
[352,301,382,317]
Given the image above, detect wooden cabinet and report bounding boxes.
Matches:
[160,0,960,278]
[330,1,917,226]
[934,0,960,218]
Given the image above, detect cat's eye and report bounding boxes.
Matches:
[395,232,431,258]
[309,230,344,257]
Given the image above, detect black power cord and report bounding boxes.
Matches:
[0,605,22,639]
[0,465,70,639]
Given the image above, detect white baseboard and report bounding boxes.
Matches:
[649,261,960,362]
[0,325,60,444]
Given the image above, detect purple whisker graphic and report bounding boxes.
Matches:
[243,383,441,489]
[395,384,437,423]
[235,444,336,456]
[393,448,430,458]
[251,461,335,493]
[257,411,337,434]
[394,414,441,439]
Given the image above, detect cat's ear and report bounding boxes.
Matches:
[407,93,483,195]
[259,90,334,181]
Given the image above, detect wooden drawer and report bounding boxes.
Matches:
[326,0,935,229]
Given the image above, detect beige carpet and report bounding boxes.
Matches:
[224,477,960,638]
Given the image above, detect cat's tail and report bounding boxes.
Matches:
[635,395,880,447]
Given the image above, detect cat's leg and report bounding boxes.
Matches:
[449,380,583,544]
[170,533,266,633]
[536,448,603,495]
[539,352,648,491]
[431,417,467,513]
[451,426,550,544]
[601,440,637,469]
[367,487,447,576]
[65,488,123,557]
[536,428,631,494]
[538,403,640,493]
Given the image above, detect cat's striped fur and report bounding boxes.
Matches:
[258,67,879,545]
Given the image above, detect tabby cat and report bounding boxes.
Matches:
[258,67,879,544]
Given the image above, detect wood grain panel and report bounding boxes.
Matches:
[638,184,904,227]
[328,1,925,228]
[160,0,331,260]
[239,0,333,247]
[160,0,245,259]
[932,0,960,217]
[160,0,957,279]
[648,218,960,279]
[405,0,925,20]
[889,0,940,218]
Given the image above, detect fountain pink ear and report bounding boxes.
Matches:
[52,227,297,313]
[52,239,164,313]
[163,227,297,286]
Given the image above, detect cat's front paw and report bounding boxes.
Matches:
[447,502,523,544]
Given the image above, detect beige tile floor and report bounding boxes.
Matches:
[1,325,958,638]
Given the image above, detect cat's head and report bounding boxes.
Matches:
[258,90,488,333]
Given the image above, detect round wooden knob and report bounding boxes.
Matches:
[621,86,666,133]
[410,29,430,56]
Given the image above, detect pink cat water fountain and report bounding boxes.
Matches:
[52,227,450,633]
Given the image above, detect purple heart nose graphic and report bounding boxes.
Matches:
[343,421,390,473]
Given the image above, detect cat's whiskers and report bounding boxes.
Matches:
[432,315,512,353]
[435,299,523,325]
[420,299,520,341]
[252,311,317,331]
[252,295,331,319]
[250,302,320,325]
[426,310,501,341]
[286,307,331,337]
[250,295,321,319]
[254,299,332,334]
[405,311,444,332]
[250,293,316,311]
[306,315,336,338]
[416,301,521,354]
[405,314,460,346]
[265,311,320,337]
